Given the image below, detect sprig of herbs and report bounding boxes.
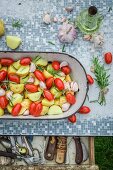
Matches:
[12,19,23,28]
[62,44,66,52]
[92,57,110,105]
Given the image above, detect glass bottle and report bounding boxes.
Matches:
[76,6,103,34]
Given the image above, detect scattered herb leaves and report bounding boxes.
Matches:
[48,41,56,46]
[108,7,112,12]
[12,19,23,28]
[36,65,44,71]
[62,44,66,52]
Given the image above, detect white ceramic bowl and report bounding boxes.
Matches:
[0,52,88,119]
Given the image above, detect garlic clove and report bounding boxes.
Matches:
[23,110,29,116]
[27,77,34,83]
[65,7,73,13]
[62,102,70,111]
[60,61,68,68]
[60,17,67,23]
[71,82,79,92]
[53,17,58,23]
[0,88,5,96]
[6,91,13,100]
[83,35,92,41]
[39,81,46,89]
[64,82,71,91]
[30,62,36,73]
[43,13,51,24]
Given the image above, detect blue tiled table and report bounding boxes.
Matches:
[0,0,113,136]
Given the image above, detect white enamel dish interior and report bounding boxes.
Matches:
[0,52,88,119]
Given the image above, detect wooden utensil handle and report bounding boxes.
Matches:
[73,137,83,164]
[0,150,17,159]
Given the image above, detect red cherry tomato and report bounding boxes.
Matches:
[61,66,71,75]
[8,74,20,83]
[43,90,54,101]
[87,74,94,85]
[52,61,60,70]
[104,52,112,64]
[0,58,14,66]
[20,57,32,66]
[25,84,38,93]
[78,106,90,114]
[0,96,8,109]
[66,93,76,105]
[34,70,45,82]
[0,70,7,82]
[54,78,64,90]
[30,102,42,117]
[46,77,54,89]
[68,114,77,123]
[12,103,22,116]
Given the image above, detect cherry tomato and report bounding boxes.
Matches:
[66,93,76,105]
[25,84,38,93]
[104,52,112,64]
[54,78,64,90]
[8,74,20,83]
[78,106,90,114]
[68,114,77,123]
[0,58,14,66]
[44,90,54,101]
[30,102,42,117]
[12,103,22,116]
[0,70,7,82]
[0,96,8,109]
[34,70,45,82]
[46,77,54,89]
[61,66,71,75]
[1,85,6,90]
[52,61,60,70]
[20,57,32,66]
[87,74,94,85]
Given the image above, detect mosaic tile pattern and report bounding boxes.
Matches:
[0,0,113,135]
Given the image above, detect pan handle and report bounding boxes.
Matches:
[0,150,17,159]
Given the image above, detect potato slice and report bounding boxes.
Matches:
[0,107,4,116]
[60,96,67,107]
[34,77,40,85]
[54,75,65,81]
[6,36,22,50]
[48,105,63,115]
[43,70,53,79]
[27,92,42,102]
[21,99,31,109]
[7,104,13,113]
[54,98,60,106]
[8,65,17,74]
[65,74,72,82]
[19,107,26,115]
[13,60,21,70]
[42,99,54,107]
[20,76,29,84]
[16,65,29,76]
[10,83,24,93]
[9,93,23,106]
[40,106,49,116]
[35,58,48,66]
[50,87,62,98]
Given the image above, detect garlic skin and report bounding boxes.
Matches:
[6,91,13,100]
[39,81,46,89]
[60,61,68,68]
[83,34,92,41]
[23,110,29,116]
[62,102,70,111]
[65,7,73,13]
[58,22,77,43]
[27,77,34,83]
[30,62,36,73]
[43,13,51,24]
[90,33,104,47]
[0,88,5,96]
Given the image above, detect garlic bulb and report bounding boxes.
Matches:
[0,88,5,96]
[23,110,29,116]
[60,61,68,68]
[71,82,79,92]
[62,102,70,111]
[58,22,77,43]
[27,76,34,83]
[30,62,36,73]
[6,91,13,100]
[90,33,104,47]
[43,13,51,24]
[40,81,46,89]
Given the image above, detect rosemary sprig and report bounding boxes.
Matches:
[92,57,110,105]
[12,19,23,28]
[62,44,66,52]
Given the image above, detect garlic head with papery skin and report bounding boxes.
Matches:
[62,102,70,111]
[90,33,104,47]
[0,88,5,96]
[58,22,77,43]
[43,13,51,24]
[30,62,36,73]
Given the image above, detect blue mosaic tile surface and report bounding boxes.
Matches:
[0,0,113,136]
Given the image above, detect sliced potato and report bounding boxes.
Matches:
[48,105,63,115]
[21,99,31,109]
[20,76,29,84]
[42,98,54,107]
[43,70,53,79]
[35,58,48,66]
[40,106,49,116]
[34,77,40,85]
[27,92,42,102]
[50,87,62,98]
[54,98,60,106]
[13,60,21,70]
[65,74,72,82]
[24,91,28,99]
[66,91,74,95]
[8,65,17,74]
[16,65,29,76]
[10,93,23,106]
[54,75,65,81]
[10,83,24,93]
[7,104,13,113]
[19,107,26,115]
[0,64,2,69]
[60,96,67,107]
[0,107,4,116]
[47,64,54,73]
[6,36,22,50]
